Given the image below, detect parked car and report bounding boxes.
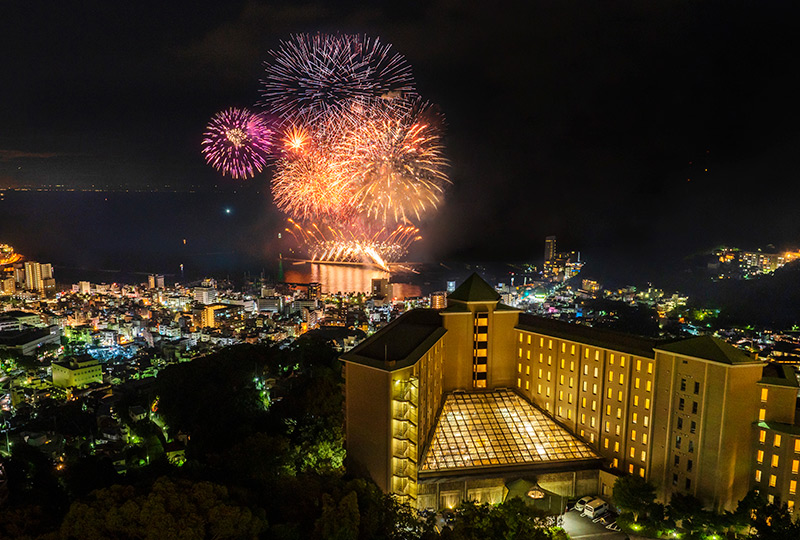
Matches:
[574,496,595,512]
[584,498,609,519]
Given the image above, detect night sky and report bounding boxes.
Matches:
[3,1,800,280]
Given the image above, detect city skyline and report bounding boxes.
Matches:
[2,2,800,268]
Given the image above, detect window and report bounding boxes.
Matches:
[568,393,573,404]
[606,405,612,415]
[547,372,551,381]
[679,399,685,412]
[548,339,552,349]
[581,414,587,425]
[619,373,624,385]
[631,430,637,441]
[569,377,574,388]
[635,377,640,389]
[610,354,615,365]
[630,447,635,458]
[518,378,522,387]
[584,365,589,376]
[641,450,646,462]
[605,421,610,433]
[633,395,639,407]
[642,433,648,444]
[591,417,596,427]
[791,480,797,495]
[646,380,652,392]
[694,382,700,394]
[518,363,522,373]
[757,450,764,464]
[613,458,619,468]
[643,416,649,428]
[582,397,587,407]
[772,455,779,468]
[760,430,767,444]
[519,334,523,343]
[628,464,634,474]
[527,351,531,360]
[593,384,598,395]
[687,459,693,471]
[639,467,645,478]
[692,401,698,414]
[595,351,600,361]
[526,365,530,375]
[592,400,597,411]
[561,359,565,369]
[525,380,530,390]
[594,367,599,378]
[673,473,678,486]
[680,378,686,391]
[615,425,621,435]
[676,436,682,449]
[582,381,588,392]
[617,408,622,419]
[674,455,680,466]
[607,388,613,399]
[561,343,566,353]
[795,439,800,453]
[608,370,614,382]
[775,434,782,447]
[636,360,642,371]
[537,384,542,394]
[538,368,543,378]
[755,470,762,482]
[585,349,589,359]
[645,398,651,410]
[621,356,626,368]
[614,441,620,452]
[769,475,777,487]
[618,391,623,402]
[604,438,609,449]
[519,348,523,358]
[677,418,683,430]
[793,459,799,474]
[570,361,575,372]
[685,478,691,490]
[546,387,551,397]
[548,355,552,365]
[688,440,694,453]
[759,408,766,421]
[690,421,696,434]
[527,335,531,344]
[571,345,576,355]
[560,375,565,385]
[632,412,638,423]
[539,353,543,363]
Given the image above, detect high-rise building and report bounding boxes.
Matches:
[308,282,322,301]
[342,273,791,512]
[194,285,216,305]
[148,274,165,289]
[40,263,52,280]
[24,261,42,291]
[544,235,557,263]
[78,281,92,295]
[1,277,15,295]
[372,278,390,298]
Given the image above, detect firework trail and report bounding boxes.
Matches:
[201,108,273,179]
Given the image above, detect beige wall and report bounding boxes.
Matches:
[441,311,474,391]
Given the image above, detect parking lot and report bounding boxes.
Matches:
[560,506,629,540]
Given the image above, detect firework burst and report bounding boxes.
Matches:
[260,33,415,122]
[338,99,449,224]
[201,108,273,179]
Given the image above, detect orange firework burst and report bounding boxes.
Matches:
[336,99,449,224]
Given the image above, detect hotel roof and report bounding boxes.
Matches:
[516,313,661,358]
[447,273,501,303]
[420,389,599,475]
[654,335,760,365]
[339,309,445,371]
[759,363,799,388]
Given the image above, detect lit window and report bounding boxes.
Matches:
[567,409,572,419]
[633,412,638,424]
[772,455,779,468]
[581,413,586,424]
[558,406,563,417]
[585,349,589,359]
[582,381,588,392]
[527,351,531,360]
[795,439,800,453]
[790,500,795,513]
[645,398,651,410]
[518,363,522,373]
[526,365,530,375]
[647,362,653,374]
[636,360,642,372]
[590,433,595,443]
[629,447,635,458]
[592,400,597,411]
[604,438,609,449]
[617,408,622,419]
[538,368,543,378]
[791,480,797,495]
[760,430,766,443]
[635,377,640,389]
[525,380,530,390]
[546,387,551,397]
[642,433,648,444]
[540,337,544,347]
[628,463,634,474]
[527,335,531,344]
[610,354,615,365]
[639,467,645,478]
[592,384,598,395]
[562,343,566,353]
[568,393,573,404]
[618,391,623,402]
[634,395,639,407]
[591,417,596,427]
[570,361,575,372]
[593,367,599,378]
[606,405,612,415]
[584,365,589,376]
[519,334,523,343]
[560,375,564,385]
[571,345,576,355]
[608,370,614,382]
[759,409,766,421]
[539,353,543,363]
[607,388,613,399]
[621,356,626,368]
[775,434,783,447]
[548,355,552,365]
[548,339,552,349]
[619,373,624,385]
[537,384,542,394]
[517,378,521,387]
[757,450,764,464]
[581,397,587,407]
[770,475,777,487]
[605,421,610,433]
[643,416,649,427]
[519,348,522,358]
[595,351,600,360]
[613,458,619,468]
[615,425,621,435]
[561,359,565,369]
[631,430,637,442]
[793,459,799,474]
[569,377,574,388]
[641,450,646,462]
[547,372,551,381]
[646,380,652,392]
[755,470,762,482]
[614,441,620,452]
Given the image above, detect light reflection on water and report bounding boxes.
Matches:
[283,262,422,298]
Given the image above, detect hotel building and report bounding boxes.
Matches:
[342,274,800,513]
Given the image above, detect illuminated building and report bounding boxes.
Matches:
[343,273,796,512]
[1,277,14,295]
[148,274,165,289]
[307,282,322,301]
[52,355,103,388]
[430,291,447,310]
[544,236,556,263]
[24,261,42,291]
[78,281,91,295]
[194,285,217,305]
[372,277,390,298]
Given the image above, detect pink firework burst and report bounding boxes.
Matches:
[201,107,273,179]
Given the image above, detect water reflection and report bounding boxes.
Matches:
[283,262,422,299]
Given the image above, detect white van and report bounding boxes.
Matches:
[583,498,608,519]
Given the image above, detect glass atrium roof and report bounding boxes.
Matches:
[421,389,598,472]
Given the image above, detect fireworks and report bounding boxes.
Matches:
[260,33,415,122]
[201,33,449,267]
[201,108,273,179]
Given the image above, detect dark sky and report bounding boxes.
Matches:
[3,1,800,277]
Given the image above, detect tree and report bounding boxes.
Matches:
[314,491,360,540]
[612,475,656,522]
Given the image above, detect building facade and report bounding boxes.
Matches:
[342,274,800,513]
